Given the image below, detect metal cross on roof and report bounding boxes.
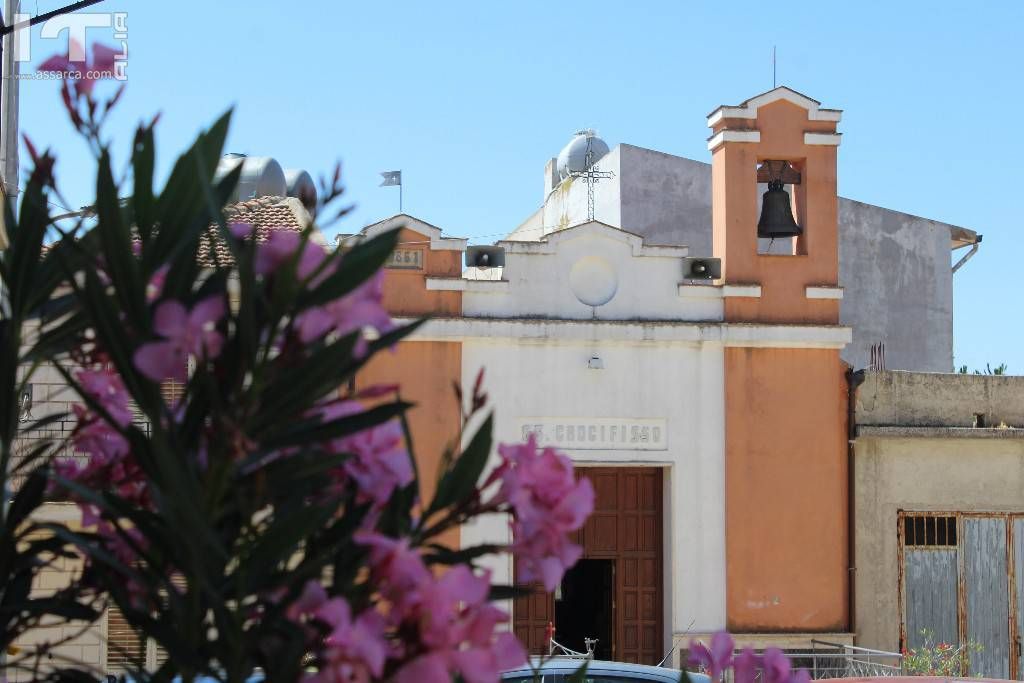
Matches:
[568,139,615,223]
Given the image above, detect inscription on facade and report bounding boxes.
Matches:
[517,418,667,451]
[385,248,424,270]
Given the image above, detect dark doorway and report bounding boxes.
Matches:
[514,467,664,663]
[554,558,614,660]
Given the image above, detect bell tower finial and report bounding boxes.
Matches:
[708,87,843,324]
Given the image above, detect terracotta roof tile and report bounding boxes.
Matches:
[41,196,323,264]
[196,196,318,266]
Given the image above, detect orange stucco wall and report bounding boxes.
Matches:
[723,347,848,631]
[359,224,463,544]
[358,340,462,508]
[380,227,462,317]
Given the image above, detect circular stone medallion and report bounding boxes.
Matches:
[569,256,618,307]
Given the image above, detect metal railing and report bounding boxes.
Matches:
[548,637,597,660]
[706,642,904,682]
[804,640,904,679]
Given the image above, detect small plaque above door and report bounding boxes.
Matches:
[386,248,424,270]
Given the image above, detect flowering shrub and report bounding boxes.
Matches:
[0,43,600,683]
[901,629,982,677]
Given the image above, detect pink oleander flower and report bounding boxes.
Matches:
[487,434,594,590]
[316,400,413,507]
[92,520,149,608]
[353,533,529,683]
[133,296,226,382]
[255,230,332,283]
[689,631,735,681]
[38,40,118,96]
[732,648,760,683]
[308,598,389,683]
[229,222,254,239]
[510,521,583,592]
[77,367,133,427]
[450,633,526,683]
[414,565,490,648]
[689,634,809,683]
[763,647,809,683]
[285,580,329,623]
[146,265,168,303]
[52,367,141,502]
[388,565,526,683]
[354,532,431,616]
[285,580,391,683]
[95,520,145,564]
[294,270,393,350]
[395,631,525,683]
[56,410,149,511]
[70,404,130,461]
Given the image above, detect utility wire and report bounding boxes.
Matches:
[0,0,106,35]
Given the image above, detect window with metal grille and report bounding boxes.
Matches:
[160,378,185,405]
[105,605,146,673]
[903,514,957,547]
[105,573,186,672]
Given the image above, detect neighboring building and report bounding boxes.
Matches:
[11,188,320,680]
[852,369,1024,679]
[511,93,981,373]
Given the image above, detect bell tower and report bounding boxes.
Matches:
[709,86,843,323]
[709,88,850,636]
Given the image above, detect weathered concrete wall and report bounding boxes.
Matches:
[853,436,1024,652]
[856,370,1024,428]
[618,145,713,253]
[522,145,965,372]
[838,201,953,373]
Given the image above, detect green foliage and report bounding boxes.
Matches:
[33,113,407,683]
[0,148,105,669]
[957,362,1008,375]
[902,628,983,677]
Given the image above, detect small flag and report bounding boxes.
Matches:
[379,170,402,187]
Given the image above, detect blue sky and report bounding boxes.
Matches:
[16,1,1023,373]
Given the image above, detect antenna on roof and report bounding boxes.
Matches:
[772,46,777,88]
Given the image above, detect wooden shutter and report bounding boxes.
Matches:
[160,378,185,405]
[105,605,146,673]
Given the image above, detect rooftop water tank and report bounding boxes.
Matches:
[556,129,610,180]
[215,154,287,202]
[284,169,318,218]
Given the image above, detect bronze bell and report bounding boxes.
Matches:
[757,180,802,239]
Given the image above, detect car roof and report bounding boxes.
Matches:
[818,679,1016,683]
[504,659,710,682]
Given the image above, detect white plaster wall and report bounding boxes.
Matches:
[467,223,722,322]
[460,338,728,645]
[10,504,103,681]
